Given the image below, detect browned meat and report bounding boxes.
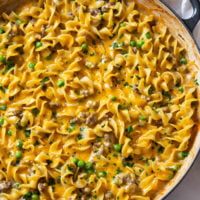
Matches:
[153,119,163,126]
[104,190,113,199]
[111,76,120,86]
[28,168,35,176]
[149,20,157,27]
[104,133,115,148]
[41,25,47,36]
[138,121,146,127]
[86,100,99,109]
[113,173,136,194]
[22,159,33,165]
[37,177,48,194]
[90,144,106,162]
[123,174,135,184]
[49,101,62,109]
[13,108,23,117]
[80,195,90,200]
[167,55,176,64]
[94,145,105,156]
[0,180,12,193]
[91,133,115,160]
[9,23,20,38]
[85,113,98,126]
[30,189,39,195]
[80,90,91,98]
[93,142,101,148]
[30,18,36,25]
[134,84,141,94]
[75,186,92,200]
[9,29,16,37]
[67,11,74,19]
[78,112,89,119]
[82,186,91,194]
[132,47,137,53]
[70,112,90,124]
[114,173,135,186]
[102,112,113,120]
[69,117,82,124]
[18,197,25,200]
[38,183,48,193]
[90,9,100,16]
[162,107,170,112]
[101,4,110,12]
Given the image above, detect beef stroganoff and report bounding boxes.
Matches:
[0,0,199,200]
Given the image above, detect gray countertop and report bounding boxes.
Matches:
[166,153,200,200]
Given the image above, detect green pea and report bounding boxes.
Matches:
[0,56,6,63]
[0,28,4,34]
[178,86,184,93]
[194,79,199,86]
[137,41,144,48]
[86,169,94,175]
[0,105,7,111]
[180,58,187,65]
[139,115,146,121]
[77,160,85,168]
[73,158,79,165]
[31,194,39,200]
[57,79,65,87]
[167,174,174,180]
[15,151,23,159]
[28,62,35,69]
[99,171,107,177]
[113,42,119,49]
[169,165,180,171]
[145,32,151,39]
[114,144,122,152]
[7,130,12,136]
[81,43,88,50]
[13,183,20,188]
[111,96,117,101]
[126,126,133,133]
[177,152,189,159]
[16,19,22,24]
[0,118,4,126]
[85,162,93,170]
[130,40,136,47]
[32,108,40,116]
[23,192,32,198]
[17,142,23,149]
[45,55,51,60]
[120,23,125,27]
[35,41,43,48]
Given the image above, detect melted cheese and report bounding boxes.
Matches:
[0,0,199,200]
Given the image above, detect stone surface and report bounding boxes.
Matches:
[166,153,200,200]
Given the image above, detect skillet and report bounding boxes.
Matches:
[0,0,199,199]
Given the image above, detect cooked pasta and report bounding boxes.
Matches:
[0,0,199,200]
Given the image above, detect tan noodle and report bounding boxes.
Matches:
[0,0,199,200]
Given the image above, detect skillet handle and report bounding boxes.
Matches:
[182,0,200,32]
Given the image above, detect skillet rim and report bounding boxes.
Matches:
[159,0,200,52]
[156,0,200,199]
[0,1,199,200]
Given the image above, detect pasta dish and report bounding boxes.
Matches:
[0,0,199,200]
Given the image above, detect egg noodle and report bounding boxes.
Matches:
[0,0,199,200]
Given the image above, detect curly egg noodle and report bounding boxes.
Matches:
[0,0,199,199]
